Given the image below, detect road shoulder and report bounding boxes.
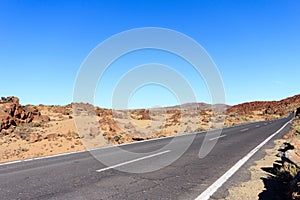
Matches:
[223,139,285,200]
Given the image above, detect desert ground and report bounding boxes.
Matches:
[1,95,300,163]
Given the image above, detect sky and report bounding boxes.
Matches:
[0,0,299,109]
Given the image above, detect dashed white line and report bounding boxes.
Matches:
[240,128,249,132]
[209,135,226,141]
[255,125,260,128]
[264,123,268,125]
[195,118,293,200]
[96,150,171,172]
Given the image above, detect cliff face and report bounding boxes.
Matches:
[227,94,300,116]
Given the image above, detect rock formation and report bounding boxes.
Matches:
[0,96,49,133]
[227,94,300,117]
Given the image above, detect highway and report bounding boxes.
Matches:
[0,113,294,200]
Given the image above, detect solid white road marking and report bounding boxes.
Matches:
[209,135,226,141]
[240,128,249,132]
[256,125,260,128]
[0,150,87,166]
[264,123,268,125]
[96,150,171,172]
[195,118,293,200]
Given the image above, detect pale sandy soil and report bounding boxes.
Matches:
[0,135,85,162]
[0,117,86,162]
[111,110,210,140]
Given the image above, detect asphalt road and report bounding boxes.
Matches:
[0,113,294,200]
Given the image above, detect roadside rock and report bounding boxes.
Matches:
[0,96,49,134]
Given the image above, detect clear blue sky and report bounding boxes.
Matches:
[1,0,299,108]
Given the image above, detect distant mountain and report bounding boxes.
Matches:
[163,102,230,111]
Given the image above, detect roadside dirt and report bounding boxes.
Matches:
[224,117,300,200]
[224,139,285,200]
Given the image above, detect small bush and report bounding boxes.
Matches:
[114,135,122,142]
[295,126,300,134]
[242,117,248,121]
[276,162,300,182]
[72,131,78,137]
[32,122,41,127]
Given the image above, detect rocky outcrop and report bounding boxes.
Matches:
[227,94,300,117]
[0,96,49,133]
[130,109,151,120]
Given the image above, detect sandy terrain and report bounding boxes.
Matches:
[0,117,85,162]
